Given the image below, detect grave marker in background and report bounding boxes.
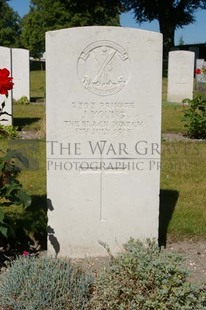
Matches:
[167,51,195,103]
[46,26,162,257]
[0,46,12,125]
[195,59,206,92]
[12,48,30,101]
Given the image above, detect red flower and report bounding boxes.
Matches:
[0,68,14,97]
[23,251,29,257]
[195,68,201,75]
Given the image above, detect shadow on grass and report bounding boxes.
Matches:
[47,198,60,256]
[30,96,45,102]
[13,117,41,129]
[2,191,178,255]
[159,189,179,248]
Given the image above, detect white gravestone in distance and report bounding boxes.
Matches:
[0,46,12,125]
[12,48,30,101]
[195,59,206,91]
[46,26,162,257]
[167,51,195,103]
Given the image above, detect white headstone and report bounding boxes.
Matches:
[12,48,30,101]
[167,51,195,103]
[0,46,12,125]
[46,26,162,258]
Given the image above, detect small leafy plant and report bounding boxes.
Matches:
[88,239,206,309]
[0,67,31,238]
[15,96,30,105]
[0,149,31,237]
[0,254,93,310]
[182,95,206,139]
[0,124,19,139]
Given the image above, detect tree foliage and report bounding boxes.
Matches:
[121,0,206,60]
[21,0,123,58]
[0,0,21,47]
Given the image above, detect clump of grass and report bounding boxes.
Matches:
[0,253,93,310]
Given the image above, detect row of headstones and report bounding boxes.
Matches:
[167,51,206,103]
[1,27,203,258]
[0,46,30,125]
[1,46,203,127]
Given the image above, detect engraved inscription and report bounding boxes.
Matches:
[64,101,143,136]
[78,40,130,96]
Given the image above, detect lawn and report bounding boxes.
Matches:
[0,71,206,247]
[30,70,45,101]
[160,140,206,239]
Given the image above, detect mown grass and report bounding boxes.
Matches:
[1,71,206,245]
[161,77,206,238]
[162,103,187,133]
[160,141,206,238]
[13,104,45,133]
[30,70,45,101]
[162,77,167,102]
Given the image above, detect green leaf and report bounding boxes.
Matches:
[13,151,30,169]
[0,208,5,222]
[0,225,8,238]
[1,149,18,162]
[14,190,32,209]
[2,182,22,197]
[0,160,5,171]
[2,149,30,169]
[0,209,8,238]
[182,98,191,104]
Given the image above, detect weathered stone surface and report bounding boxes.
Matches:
[46,26,162,257]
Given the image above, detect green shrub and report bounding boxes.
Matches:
[182,95,206,139]
[15,96,30,105]
[1,240,205,310]
[0,254,93,310]
[88,239,206,310]
[0,149,31,237]
[0,125,19,139]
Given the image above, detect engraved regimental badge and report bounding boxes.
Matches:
[78,40,130,96]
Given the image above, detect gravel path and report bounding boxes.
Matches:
[166,239,206,283]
